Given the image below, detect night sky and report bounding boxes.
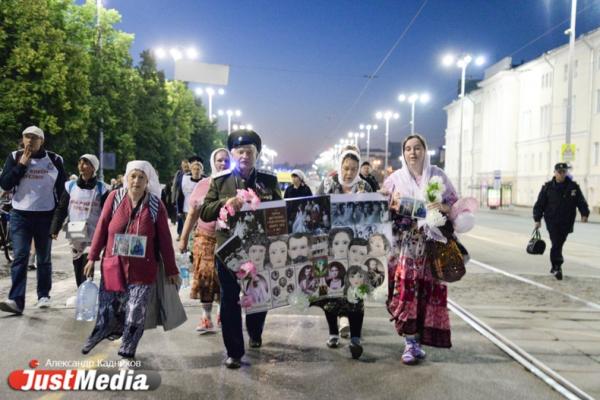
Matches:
[101,0,600,165]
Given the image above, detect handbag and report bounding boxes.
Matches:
[101,255,126,292]
[526,228,546,255]
[67,221,88,240]
[426,238,466,283]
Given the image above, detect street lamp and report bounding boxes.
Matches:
[347,131,364,147]
[398,92,430,134]
[195,87,225,122]
[442,52,485,195]
[375,110,400,172]
[154,46,200,61]
[359,123,378,161]
[262,145,278,170]
[217,109,241,135]
[232,124,253,131]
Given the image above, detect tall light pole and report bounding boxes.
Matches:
[375,110,399,172]
[359,123,378,161]
[218,109,241,134]
[565,0,577,146]
[347,131,364,147]
[96,0,104,181]
[195,87,225,122]
[398,92,430,134]
[442,52,485,195]
[232,124,253,131]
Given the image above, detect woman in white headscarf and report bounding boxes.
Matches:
[179,148,231,333]
[383,134,458,365]
[315,145,372,360]
[81,160,179,363]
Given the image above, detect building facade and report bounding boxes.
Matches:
[444,28,600,211]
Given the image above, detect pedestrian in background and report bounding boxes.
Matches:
[284,169,312,198]
[384,134,458,365]
[359,161,380,191]
[533,162,589,280]
[50,154,109,289]
[81,160,180,364]
[171,159,190,240]
[0,126,67,314]
[179,148,231,333]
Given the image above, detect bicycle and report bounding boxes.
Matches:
[0,198,13,262]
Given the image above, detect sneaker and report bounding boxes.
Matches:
[402,339,419,365]
[195,317,216,334]
[550,265,558,274]
[411,341,426,360]
[28,254,36,270]
[339,317,350,339]
[249,337,262,348]
[349,338,363,359]
[326,336,340,349]
[0,299,23,315]
[36,297,51,309]
[224,357,241,369]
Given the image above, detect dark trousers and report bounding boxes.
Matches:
[548,228,569,269]
[324,309,364,339]
[9,211,53,310]
[216,259,267,359]
[73,254,87,287]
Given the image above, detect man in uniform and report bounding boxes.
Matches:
[200,129,281,369]
[533,162,589,280]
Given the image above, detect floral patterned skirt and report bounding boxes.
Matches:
[387,228,451,348]
[190,232,220,303]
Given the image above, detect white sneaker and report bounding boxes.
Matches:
[0,299,23,314]
[36,297,51,309]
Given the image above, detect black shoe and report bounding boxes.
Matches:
[550,265,557,274]
[249,338,262,348]
[349,339,363,360]
[225,357,241,369]
[554,267,563,280]
[27,264,36,271]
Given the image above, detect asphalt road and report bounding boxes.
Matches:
[0,210,597,399]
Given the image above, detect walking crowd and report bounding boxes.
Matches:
[0,124,590,369]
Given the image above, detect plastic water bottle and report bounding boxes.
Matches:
[178,252,190,288]
[75,278,98,321]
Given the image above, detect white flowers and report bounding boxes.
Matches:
[424,176,447,227]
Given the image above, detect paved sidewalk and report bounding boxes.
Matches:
[479,205,600,224]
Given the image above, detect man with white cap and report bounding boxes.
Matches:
[50,154,110,288]
[284,169,313,199]
[0,125,67,314]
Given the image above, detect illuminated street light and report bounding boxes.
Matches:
[375,110,400,172]
[195,87,225,122]
[442,52,486,195]
[218,109,242,134]
[398,92,430,134]
[359,123,378,160]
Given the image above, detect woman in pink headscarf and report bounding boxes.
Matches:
[179,148,231,333]
[383,134,458,365]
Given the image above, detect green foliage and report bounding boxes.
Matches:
[0,0,221,182]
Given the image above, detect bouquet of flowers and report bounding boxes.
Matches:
[236,261,257,309]
[424,176,447,228]
[217,188,261,229]
[313,263,329,297]
[346,283,371,304]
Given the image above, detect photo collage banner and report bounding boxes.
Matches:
[216,193,393,314]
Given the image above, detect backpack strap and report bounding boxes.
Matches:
[96,181,105,197]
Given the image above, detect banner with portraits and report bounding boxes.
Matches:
[216,193,393,314]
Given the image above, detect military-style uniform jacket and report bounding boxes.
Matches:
[533,176,589,233]
[199,167,282,246]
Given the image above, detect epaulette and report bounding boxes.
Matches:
[257,169,276,177]
[212,168,232,179]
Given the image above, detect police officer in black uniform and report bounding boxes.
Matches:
[533,162,589,280]
[199,129,281,369]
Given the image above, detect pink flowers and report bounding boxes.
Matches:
[216,189,261,230]
[236,261,257,280]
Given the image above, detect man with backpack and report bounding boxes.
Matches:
[0,126,67,314]
[533,162,589,280]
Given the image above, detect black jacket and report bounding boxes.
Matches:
[360,173,380,191]
[533,176,589,233]
[284,184,313,199]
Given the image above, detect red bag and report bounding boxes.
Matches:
[102,255,126,292]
